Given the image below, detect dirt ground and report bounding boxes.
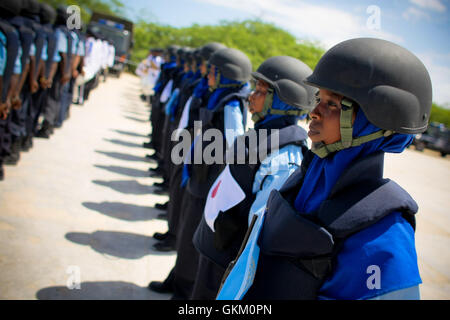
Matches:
[0,73,448,300]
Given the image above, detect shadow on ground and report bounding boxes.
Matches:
[82,201,163,221]
[95,150,148,162]
[122,110,149,117]
[36,281,170,300]
[92,179,155,195]
[111,129,148,138]
[94,164,150,178]
[65,230,173,259]
[103,138,143,149]
[124,115,148,123]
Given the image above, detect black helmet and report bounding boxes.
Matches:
[209,47,252,82]
[55,5,69,26]
[305,38,432,134]
[21,0,40,18]
[184,49,197,65]
[176,46,191,59]
[0,0,23,16]
[200,42,226,61]
[193,48,203,64]
[252,56,317,110]
[166,45,180,57]
[39,3,56,25]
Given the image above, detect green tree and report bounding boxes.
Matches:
[430,103,450,127]
[131,20,325,71]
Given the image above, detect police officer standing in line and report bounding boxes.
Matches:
[36,5,72,139]
[151,44,224,252]
[0,0,23,181]
[191,56,316,299]
[2,0,35,166]
[31,3,58,140]
[145,45,178,160]
[5,0,49,165]
[0,1,106,181]
[217,38,431,300]
[165,47,251,300]
[152,46,192,194]
[148,42,227,294]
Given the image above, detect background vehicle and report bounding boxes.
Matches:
[88,12,134,77]
[412,122,450,157]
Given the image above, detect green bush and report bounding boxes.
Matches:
[131,19,325,71]
[430,103,450,128]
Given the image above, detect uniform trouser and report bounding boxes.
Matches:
[0,117,12,162]
[31,88,48,134]
[153,111,165,156]
[55,81,71,127]
[74,83,84,104]
[191,254,226,300]
[43,75,63,126]
[83,76,96,102]
[173,191,207,299]
[167,165,185,238]
[0,119,11,165]
[9,88,31,139]
[160,115,171,175]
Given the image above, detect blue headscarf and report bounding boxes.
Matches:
[206,70,244,110]
[256,92,302,126]
[294,108,414,213]
[193,77,209,98]
[153,61,177,93]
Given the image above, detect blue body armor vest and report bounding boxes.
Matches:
[186,92,249,198]
[240,151,417,300]
[193,125,309,269]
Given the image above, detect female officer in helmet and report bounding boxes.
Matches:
[191,56,316,299]
[217,38,431,300]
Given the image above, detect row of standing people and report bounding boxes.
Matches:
[0,0,116,181]
[140,38,431,300]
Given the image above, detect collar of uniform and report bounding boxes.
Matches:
[328,150,385,198]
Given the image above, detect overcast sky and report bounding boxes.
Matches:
[123,0,450,106]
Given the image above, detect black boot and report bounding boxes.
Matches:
[148,269,175,293]
[153,234,176,252]
[143,141,154,149]
[21,135,33,152]
[145,153,158,161]
[0,162,4,181]
[153,181,168,188]
[36,120,52,139]
[153,231,168,241]
[4,137,21,165]
[154,202,168,210]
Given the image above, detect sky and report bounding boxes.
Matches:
[122,0,450,106]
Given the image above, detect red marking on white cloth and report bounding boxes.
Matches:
[212,180,222,198]
[204,165,246,232]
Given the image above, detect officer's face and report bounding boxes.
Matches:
[208,65,217,87]
[248,80,269,115]
[309,89,349,145]
[191,61,197,72]
[200,61,207,76]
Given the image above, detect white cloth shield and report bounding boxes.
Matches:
[174,96,193,139]
[204,165,246,232]
[160,80,173,103]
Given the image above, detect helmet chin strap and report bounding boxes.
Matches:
[251,87,306,123]
[311,99,394,158]
[208,71,243,92]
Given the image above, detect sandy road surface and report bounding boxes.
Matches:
[0,73,448,299]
